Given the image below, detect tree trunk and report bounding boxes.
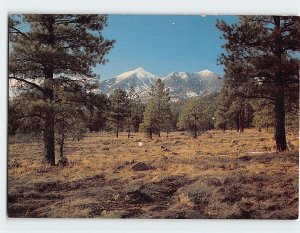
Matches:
[43,19,56,165]
[239,110,244,133]
[43,81,55,165]
[236,114,240,132]
[194,124,197,138]
[116,125,119,138]
[43,69,55,165]
[59,133,64,158]
[247,106,250,128]
[274,88,287,151]
[273,16,287,152]
[127,128,131,138]
[43,110,55,165]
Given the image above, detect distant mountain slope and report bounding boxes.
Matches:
[163,70,223,100]
[99,67,157,94]
[99,67,223,100]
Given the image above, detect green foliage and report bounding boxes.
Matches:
[8,14,115,164]
[169,101,185,131]
[214,88,231,131]
[285,111,299,133]
[217,16,300,151]
[108,88,129,137]
[86,93,109,132]
[140,79,172,138]
[125,87,145,136]
[177,94,217,138]
[201,94,218,130]
[251,99,273,131]
[130,102,145,133]
[177,98,202,138]
[54,81,89,143]
[8,99,20,136]
[140,100,160,139]
[215,89,255,132]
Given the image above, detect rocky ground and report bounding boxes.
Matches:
[7,130,299,218]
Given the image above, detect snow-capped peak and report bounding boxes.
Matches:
[197,69,215,77]
[165,71,190,80]
[116,67,156,81]
[99,67,223,101]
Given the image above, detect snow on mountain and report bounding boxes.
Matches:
[161,69,223,100]
[99,67,158,95]
[99,68,223,100]
[115,67,156,82]
[196,69,215,78]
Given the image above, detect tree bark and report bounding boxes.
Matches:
[127,127,131,138]
[116,124,119,138]
[239,110,244,133]
[43,109,55,165]
[42,18,56,165]
[273,16,287,152]
[43,77,55,165]
[59,133,64,158]
[236,114,240,132]
[194,124,197,138]
[274,87,287,151]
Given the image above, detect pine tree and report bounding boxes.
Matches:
[217,16,300,151]
[214,88,231,131]
[86,93,109,132]
[169,100,185,131]
[140,79,172,138]
[8,14,114,165]
[177,97,204,138]
[251,99,274,132]
[125,87,143,138]
[131,102,145,133]
[150,79,172,137]
[201,94,218,131]
[54,81,89,158]
[140,100,159,139]
[109,88,129,138]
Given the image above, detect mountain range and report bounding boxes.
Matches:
[99,67,223,101]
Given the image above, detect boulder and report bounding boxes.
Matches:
[131,162,153,171]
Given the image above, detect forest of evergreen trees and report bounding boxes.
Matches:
[8,15,299,165]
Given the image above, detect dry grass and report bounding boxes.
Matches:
[7,129,299,219]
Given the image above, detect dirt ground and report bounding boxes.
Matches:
[7,129,299,219]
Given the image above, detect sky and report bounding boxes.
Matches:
[95,15,237,80]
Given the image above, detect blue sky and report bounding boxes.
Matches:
[96,15,237,80]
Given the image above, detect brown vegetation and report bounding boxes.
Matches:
[8,129,298,218]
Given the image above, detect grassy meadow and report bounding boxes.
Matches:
[8,129,299,218]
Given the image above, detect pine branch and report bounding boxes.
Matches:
[9,26,29,38]
[9,75,45,94]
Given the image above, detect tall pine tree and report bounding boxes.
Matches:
[9,15,115,164]
[109,88,129,138]
[140,79,172,138]
[217,16,299,151]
